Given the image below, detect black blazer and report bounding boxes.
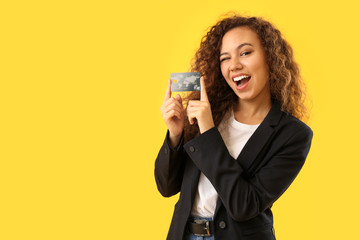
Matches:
[155,101,313,240]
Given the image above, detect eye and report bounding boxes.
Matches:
[220,57,230,63]
[241,51,252,56]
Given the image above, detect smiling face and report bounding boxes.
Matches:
[220,27,271,105]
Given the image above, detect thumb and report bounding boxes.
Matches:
[200,76,208,101]
[175,94,183,105]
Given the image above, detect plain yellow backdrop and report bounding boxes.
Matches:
[1,0,360,239]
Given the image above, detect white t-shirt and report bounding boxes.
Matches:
[191,111,260,217]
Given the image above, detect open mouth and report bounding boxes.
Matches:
[233,75,251,89]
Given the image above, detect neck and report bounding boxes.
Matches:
[233,95,272,125]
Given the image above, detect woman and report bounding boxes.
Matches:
[155,14,313,240]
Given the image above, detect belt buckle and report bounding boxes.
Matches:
[193,220,211,237]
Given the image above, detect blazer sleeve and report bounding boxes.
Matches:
[183,125,313,222]
[154,130,186,197]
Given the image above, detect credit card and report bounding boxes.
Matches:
[170,72,201,92]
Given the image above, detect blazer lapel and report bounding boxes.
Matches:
[236,101,283,173]
[214,101,283,217]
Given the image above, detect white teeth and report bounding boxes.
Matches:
[233,75,250,81]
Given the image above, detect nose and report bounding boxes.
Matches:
[229,57,242,71]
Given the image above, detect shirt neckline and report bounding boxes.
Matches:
[230,110,260,129]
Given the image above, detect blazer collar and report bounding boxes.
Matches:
[236,100,283,171]
[214,100,284,217]
[265,100,283,126]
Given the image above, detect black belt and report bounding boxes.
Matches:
[187,219,214,237]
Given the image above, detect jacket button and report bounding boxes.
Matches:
[219,221,226,229]
[189,146,195,152]
[164,148,168,154]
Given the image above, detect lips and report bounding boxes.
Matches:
[232,74,251,90]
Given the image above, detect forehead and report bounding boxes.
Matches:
[220,27,261,51]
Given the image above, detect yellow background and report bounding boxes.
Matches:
[1,0,359,239]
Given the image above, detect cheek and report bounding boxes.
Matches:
[220,64,224,75]
[220,64,227,79]
[252,60,269,80]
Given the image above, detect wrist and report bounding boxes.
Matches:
[199,122,215,134]
[169,132,182,148]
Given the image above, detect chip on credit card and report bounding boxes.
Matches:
[171,72,201,92]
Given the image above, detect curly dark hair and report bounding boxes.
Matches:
[183,14,309,142]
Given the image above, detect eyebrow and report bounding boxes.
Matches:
[220,43,253,56]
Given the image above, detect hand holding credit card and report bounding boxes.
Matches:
[170,72,201,92]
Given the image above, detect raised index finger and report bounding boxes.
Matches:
[200,76,208,102]
[163,79,172,104]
